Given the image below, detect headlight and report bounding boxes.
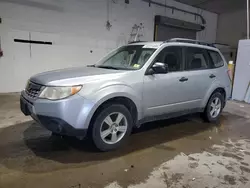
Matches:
[39,85,82,100]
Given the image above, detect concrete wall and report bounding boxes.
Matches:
[216,9,247,48]
[0,0,217,92]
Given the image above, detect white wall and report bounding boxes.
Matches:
[0,0,218,92]
[217,9,247,48]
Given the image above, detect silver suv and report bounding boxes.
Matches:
[20,38,231,151]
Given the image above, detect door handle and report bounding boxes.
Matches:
[179,77,188,82]
[209,74,216,78]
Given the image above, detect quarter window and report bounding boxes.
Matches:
[208,50,224,68]
[185,47,209,70]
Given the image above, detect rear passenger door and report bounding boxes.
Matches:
[182,47,215,108]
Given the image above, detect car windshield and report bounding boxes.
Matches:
[96,45,156,70]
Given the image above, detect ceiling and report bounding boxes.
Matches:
[174,0,246,14]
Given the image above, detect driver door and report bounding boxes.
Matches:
[142,46,195,118]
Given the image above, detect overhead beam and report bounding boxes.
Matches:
[142,0,206,24]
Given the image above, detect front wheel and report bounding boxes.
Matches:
[203,92,224,123]
[91,104,133,151]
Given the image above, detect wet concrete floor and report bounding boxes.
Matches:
[0,96,250,187]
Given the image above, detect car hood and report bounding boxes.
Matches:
[30,66,126,86]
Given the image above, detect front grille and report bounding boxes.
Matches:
[25,81,43,98]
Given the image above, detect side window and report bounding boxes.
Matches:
[185,47,209,70]
[154,46,182,72]
[208,50,224,68]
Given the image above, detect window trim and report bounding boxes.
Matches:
[145,46,184,75]
[183,46,212,71]
[207,50,225,69]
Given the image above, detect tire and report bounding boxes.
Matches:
[91,104,133,151]
[203,92,225,123]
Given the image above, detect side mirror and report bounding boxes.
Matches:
[147,62,168,75]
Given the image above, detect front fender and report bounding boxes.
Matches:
[82,84,143,129]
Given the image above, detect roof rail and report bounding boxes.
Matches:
[128,41,147,44]
[166,38,216,48]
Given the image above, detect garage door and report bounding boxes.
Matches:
[156,25,196,41]
[154,15,205,41]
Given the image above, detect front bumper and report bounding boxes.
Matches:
[20,91,95,136]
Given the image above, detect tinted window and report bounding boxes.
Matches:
[154,46,182,72]
[185,47,209,70]
[208,50,224,68]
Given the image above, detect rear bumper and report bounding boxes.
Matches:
[20,91,95,136]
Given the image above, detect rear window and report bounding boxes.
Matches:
[208,50,224,68]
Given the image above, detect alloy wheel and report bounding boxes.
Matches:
[100,112,128,144]
[210,97,222,118]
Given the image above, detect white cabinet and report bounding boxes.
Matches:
[232,40,250,103]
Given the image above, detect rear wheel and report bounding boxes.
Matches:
[91,104,133,151]
[203,92,224,123]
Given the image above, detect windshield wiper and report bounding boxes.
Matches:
[97,65,119,70]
